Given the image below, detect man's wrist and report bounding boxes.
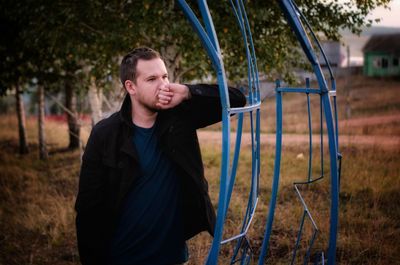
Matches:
[184,85,192,100]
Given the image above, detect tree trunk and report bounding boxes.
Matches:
[15,83,29,154]
[65,77,80,150]
[88,76,103,125]
[160,44,181,83]
[37,85,48,160]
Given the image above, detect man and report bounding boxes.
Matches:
[75,47,246,265]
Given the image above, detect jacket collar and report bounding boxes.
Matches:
[118,95,137,158]
[119,94,176,137]
[119,94,135,129]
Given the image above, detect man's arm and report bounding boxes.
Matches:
[156,83,246,129]
[156,83,191,109]
[185,84,246,128]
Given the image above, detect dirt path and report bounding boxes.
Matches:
[199,113,400,150]
[198,131,400,151]
[339,113,400,127]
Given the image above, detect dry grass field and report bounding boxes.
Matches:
[0,75,399,264]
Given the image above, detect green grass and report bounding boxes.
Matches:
[0,75,399,264]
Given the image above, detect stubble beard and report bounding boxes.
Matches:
[137,96,159,113]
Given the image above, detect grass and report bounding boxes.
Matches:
[0,75,399,264]
[193,142,400,265]
[206,75,400,136]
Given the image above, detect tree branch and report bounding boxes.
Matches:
[175,63,201,82]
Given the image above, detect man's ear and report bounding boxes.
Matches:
[125,80,136,95]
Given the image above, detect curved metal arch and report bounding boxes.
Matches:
[177,0,262,264]
[177,0,340,264]
[258,1,340,264]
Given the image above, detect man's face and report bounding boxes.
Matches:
[128,57,169,111]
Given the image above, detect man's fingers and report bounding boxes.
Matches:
[158,94,172,105]
[156,102,169,109]
[158,93,172,100]
[158,98,170,104]
[159,90,173,97]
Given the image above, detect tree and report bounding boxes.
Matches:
[1,0,391,157]
[57,0,391,83]
[0,0,37,155]
[37,84,48,160]
[15,83,29,154]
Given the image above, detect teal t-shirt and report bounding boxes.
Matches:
[109,123,188,265]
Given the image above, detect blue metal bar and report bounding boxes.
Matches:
[197,0,220,54]
[294,184,319,229]
[249,110,256,203]
[276,87,321,94]
[320,96,324,177]
[278,2,340,264]
[291,211,307,265]
[225,113,244,210]
[332,79,339,153]
[292,183,321,264]
[306,79,313,182]
[320,252,325,265]
[304,228,319,265]
[230,0,254,104]
[222,198,259,245]
[239,0,261,103]
[237,0,259,104]
[338,153,342,189]
[307,94,312,182]
[229,103,261,114]
[294,175,324,186]
[278,2,317,66]
[279,0,329,93]
[255,109,261,198]
[233,237,252,265]
[230,114,258,262]
[292,1,335,80]
[321,93,339,265]
[177,1,232,264]
[224,1,262,263]
[258,81,283,265]
[176,0,221,73]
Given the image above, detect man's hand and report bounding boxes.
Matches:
[156,83,191,109]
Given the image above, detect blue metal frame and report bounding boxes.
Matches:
[258,0,341,264]
[177,0,262,264]
[178,0,340,264]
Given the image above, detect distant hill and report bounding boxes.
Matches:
[339,26,400,58]
[340,26,400,37]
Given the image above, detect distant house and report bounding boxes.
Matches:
[362,33,400,77]
[319,41,363,69]
[319,41,342,67]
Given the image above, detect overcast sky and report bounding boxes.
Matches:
[367,0,400,27]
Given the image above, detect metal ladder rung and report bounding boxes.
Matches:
[221,198,259,245]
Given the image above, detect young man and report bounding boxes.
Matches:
[75,47,246,265]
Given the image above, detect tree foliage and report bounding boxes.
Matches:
[1,0,391,90]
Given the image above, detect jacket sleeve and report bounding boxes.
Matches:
[181,84,246,129]
[75,128,109,265]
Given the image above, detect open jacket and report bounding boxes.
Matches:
[75,84,246,265]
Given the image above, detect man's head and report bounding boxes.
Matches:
[120,47,161,88]
[121,47,170,113]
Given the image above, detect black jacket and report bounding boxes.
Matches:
[75,84,246,265]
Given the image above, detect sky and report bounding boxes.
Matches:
[367,0,400,27]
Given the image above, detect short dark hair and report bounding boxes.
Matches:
[120,47,161,88]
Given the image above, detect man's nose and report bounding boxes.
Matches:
[158,77,168,88]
